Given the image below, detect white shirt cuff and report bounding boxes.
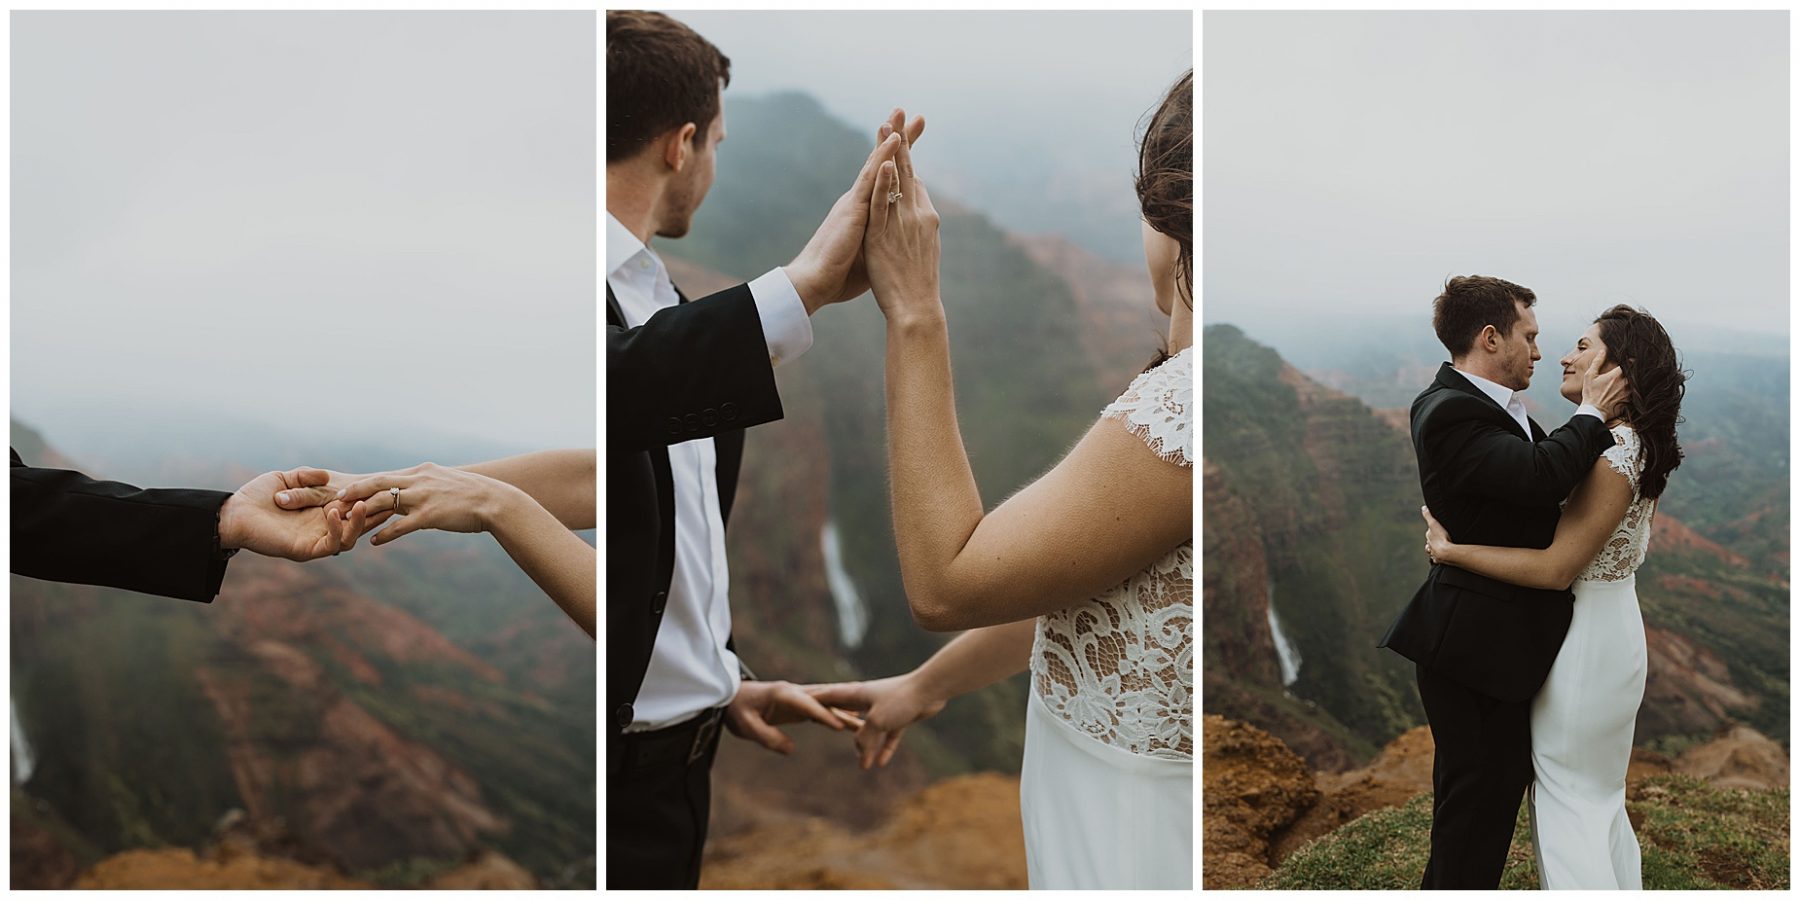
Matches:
[748,268,813,368]
[1574,404,1605,421]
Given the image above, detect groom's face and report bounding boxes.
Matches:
[1494,301,1541,391]
[658,100,726,240]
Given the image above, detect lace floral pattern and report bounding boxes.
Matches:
[1576,424,1656,583]
[1101,348,1192,465]
[1031,349,1194,760]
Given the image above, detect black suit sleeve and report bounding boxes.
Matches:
[1422,396,1616,506]
[606,283,785,453]
[11,448,233,602]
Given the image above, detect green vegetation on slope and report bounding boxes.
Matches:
[1635,547,1790,743]
[1264,778,1789,890]
[11,428,596,885]
[13,583,241,851]
[1201,325,1425,757]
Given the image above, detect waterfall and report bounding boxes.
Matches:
[1266,582,1302,687]
[11,695,35,785]
[820,519,869,649]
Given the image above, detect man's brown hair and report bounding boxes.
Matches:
[606,11,731,164]
[1432,275,1536,358]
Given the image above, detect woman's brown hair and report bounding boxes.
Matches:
[1593,305,1686,500]
[1137,69,1192,310]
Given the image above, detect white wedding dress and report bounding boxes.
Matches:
[1529,424,1652,889]
[1021,347,1193,890]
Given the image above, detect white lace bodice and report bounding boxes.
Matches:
[1575,424,1656,583]
[1031,347,1193,760]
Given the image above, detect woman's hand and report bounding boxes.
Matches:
[334,463,526,546]
[862,133,944,327]
[786,109,927,312]
[1422,505,1456,565]
[805,673,948,770]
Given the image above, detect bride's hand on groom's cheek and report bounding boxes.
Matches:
[785,108,926,313]
[724,680,847,755]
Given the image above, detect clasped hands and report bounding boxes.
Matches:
[721,674,945,771]
[782,108,942,326]
[217,462,511,562]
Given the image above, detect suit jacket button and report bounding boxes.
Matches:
[721,403,739,422]
[702,408,718,427]
[684,413,701,432]
[652,590,668,614]
[667,417,683,437]
[614,703,634,729]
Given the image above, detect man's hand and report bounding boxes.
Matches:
[219,467,392,561]
[724,679,846,755]
[1579,346,1630,421]
[785,108,927,313]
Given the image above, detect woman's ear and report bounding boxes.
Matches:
[1140,221,1178,311]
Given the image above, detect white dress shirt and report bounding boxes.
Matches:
[1452,366,1603,442]
[607,212,812,731]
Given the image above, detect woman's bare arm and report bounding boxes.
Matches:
[1427,455,1634,591]
[460,449,595,530]
[336,466,595,637]
[884,316,1191,631]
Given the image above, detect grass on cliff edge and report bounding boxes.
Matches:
[1262,776,1789,890]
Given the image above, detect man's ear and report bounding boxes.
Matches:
[660,122,699,173]
[1477,324,1499,353]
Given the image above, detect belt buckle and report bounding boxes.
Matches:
[688,710,720,764]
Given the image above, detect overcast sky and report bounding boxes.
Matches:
[1204,11,1788,340]
[665,10,1192,263]
[12,12,595,451]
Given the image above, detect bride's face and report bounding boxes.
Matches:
[1557,323,1609,404]
[1141,219,1179,316]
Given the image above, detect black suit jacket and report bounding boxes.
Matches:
[1378,364,1616,702]
[11,448,233,602]
[605,281,783,771]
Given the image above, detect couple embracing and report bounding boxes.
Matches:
[605,11,1192,891]
[1382,275,1687,889]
